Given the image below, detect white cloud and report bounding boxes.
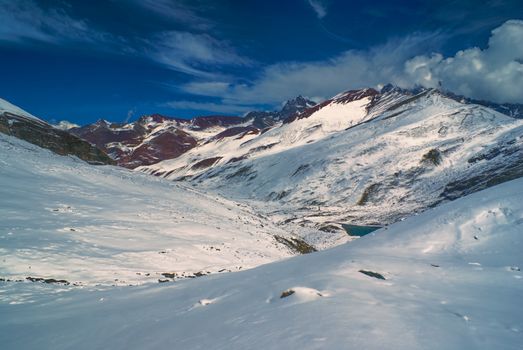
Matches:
[0,1,249,78]
[3,2,521,106]
[308,0,327,19]
[403,19,523,103]
[181,32,436,105]
[147,31,250,77]
[125,108,137,124]
[183,20,523,105]
[0,0,110,44]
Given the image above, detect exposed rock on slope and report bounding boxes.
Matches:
[69,97,316,168]
[70,115,243,168]
[246,95,316,128]
[0,98,114,165]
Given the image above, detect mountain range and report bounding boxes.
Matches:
[136,86,523,240]
[67,96,316,168]
[2,85,523,246]
[1,84,523,349]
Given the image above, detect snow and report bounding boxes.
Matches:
[297,96,370,132]
[138,89,523,245]
[0,93,522,349]
[53,120,80,130]
[136,95,372,181]
[0,133,300,286]
[1,168,522,349]
[0,97,44,122]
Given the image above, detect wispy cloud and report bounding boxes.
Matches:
[125,108,137,124]
[5,1,521,113]
[0,0,250,78]
[308,0,327,19]
[146,31,251,78]
[180,32,443,105]
[403,19,523,103]
[180,20,523,105]
[130,0,212,30]
[0,0,112,44]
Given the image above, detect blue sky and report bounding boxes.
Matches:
[0,0,522,124]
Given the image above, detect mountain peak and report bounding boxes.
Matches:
[137,114,173,125]
[53,120,80,130]
[280,95,316,115]
[94,118,111,126]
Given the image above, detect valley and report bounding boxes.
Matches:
[2,3,523,348]
[2,170,522,349]
[0,133,309,287]
[1,86,522,350]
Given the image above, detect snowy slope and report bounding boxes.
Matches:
[139,88,523,242]
[0,133,311,286]
[0,97,114,165]
[2,175,522,349]
[138,89,377,179]
[0,97,44,123]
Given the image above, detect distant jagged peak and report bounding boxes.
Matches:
[94,118,112,127]
[245,95,317,129]
[281,95,316,111]
[137,113,174,125]
[279,95,316,120]
[284,87,379,124]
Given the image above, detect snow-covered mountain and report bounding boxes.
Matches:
[53,120,80,130]
[0,98,114,165]
[138,87,523,238]
[0,132,316,286]
[443,90,523,119]
[69,96,316,168]
[4,88,521,246]
[3,174,522,349]
[1,87,522,349]
[246,95,317,128]
[70,115,244,168]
